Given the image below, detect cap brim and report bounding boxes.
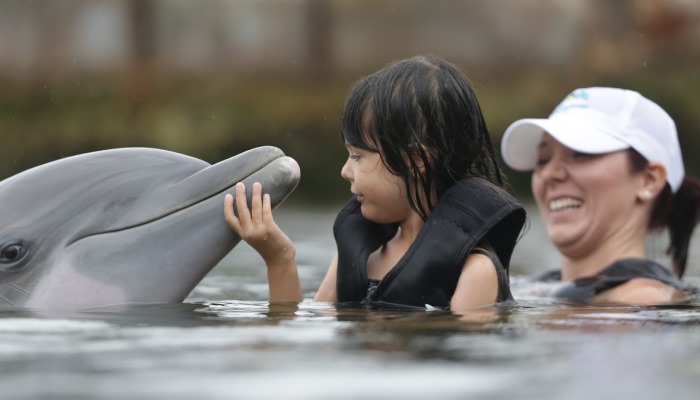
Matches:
[501,118,630,171]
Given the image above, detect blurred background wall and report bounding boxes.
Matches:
[1,0,699,203]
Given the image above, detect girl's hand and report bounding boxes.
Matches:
[224,182,296,268]
[224,182,301,302]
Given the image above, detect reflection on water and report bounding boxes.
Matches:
[1,206,700,399]
[2,300,700,399]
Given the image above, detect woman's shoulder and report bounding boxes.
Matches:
[560,258,697,305]
[513,258,698,305]
[593,276,693,305]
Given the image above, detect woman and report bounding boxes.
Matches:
[501,87,700,305]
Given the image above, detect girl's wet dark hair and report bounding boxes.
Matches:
[629,150,700,278]
[340,55,506,220]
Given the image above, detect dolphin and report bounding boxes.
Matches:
[0,146,300,310]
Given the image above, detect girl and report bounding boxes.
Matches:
[225,55,526,311]
[501,87,700,305]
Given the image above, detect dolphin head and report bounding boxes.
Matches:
[0,146,300,309]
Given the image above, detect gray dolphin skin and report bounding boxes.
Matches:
[0,146,300,310]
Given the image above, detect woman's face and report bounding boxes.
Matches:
[531,134,646,258]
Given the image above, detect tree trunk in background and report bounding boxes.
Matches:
[304,0,333,82]
[128,0,155,113]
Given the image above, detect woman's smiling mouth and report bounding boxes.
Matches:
[548,197,583,212]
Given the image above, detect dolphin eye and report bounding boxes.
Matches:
[0,242,25,263]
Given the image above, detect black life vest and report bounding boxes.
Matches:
[333,178,526,310]
[535,258,697,302]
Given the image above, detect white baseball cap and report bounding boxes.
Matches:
[500,87,685,192]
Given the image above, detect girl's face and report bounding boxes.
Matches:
[340,145,414,223]
[531,134,645,258]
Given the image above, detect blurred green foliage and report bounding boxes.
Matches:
[1,65,699,205]
[0,76,352,204]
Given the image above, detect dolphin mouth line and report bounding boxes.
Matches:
[65,186,228,247]
[0,293,15,307]
[66,156,286,246]
[0,283,51,308]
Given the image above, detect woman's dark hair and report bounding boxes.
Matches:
[340,55,506,220]
[629,150,700,278]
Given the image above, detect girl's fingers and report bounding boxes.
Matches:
[226,182,277,244]
[262,193,272,222]
[251,182,263,223]
[234,182,251,224]
[223,193,237,225]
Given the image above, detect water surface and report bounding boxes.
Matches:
[1,205,699,399]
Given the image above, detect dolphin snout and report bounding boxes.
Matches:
[281,156,301,182]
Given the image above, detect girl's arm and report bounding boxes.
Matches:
[224,182,302,302]
[450,253,499,312]
[313,253,339,302]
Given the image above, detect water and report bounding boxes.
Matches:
[1,205,700,399]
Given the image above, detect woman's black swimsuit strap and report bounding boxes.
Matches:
[551,258,695,302]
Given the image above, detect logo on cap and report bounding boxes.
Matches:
[552,89,590,115]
